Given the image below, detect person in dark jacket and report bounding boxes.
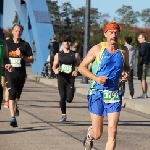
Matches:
[48,35,59,78]
[137,33,150,98]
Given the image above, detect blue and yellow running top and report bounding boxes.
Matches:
[90,42,124,91]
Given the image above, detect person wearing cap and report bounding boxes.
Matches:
[52,35,80,122]
[48,35,59,78]
[78,22,129,150]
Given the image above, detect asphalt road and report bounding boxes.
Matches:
[0,79,150,150]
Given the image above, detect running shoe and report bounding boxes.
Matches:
[83,137,93,150]
[59,115,66,122]
[4,101,9,108]
[10,118,18,127]
[129,95,133,99]
[137,93,148,98]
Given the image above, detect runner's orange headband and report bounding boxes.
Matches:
[103,22,120,33]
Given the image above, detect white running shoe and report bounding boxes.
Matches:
[129,95,133,99]
[137,93,148,98]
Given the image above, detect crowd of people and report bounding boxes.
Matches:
[1,21,150,150]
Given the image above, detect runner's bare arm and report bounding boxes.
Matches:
[78,44,100,80]
[23,56,34,63]
[16,44,34,63]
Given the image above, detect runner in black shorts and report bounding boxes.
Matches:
[5,24,34,127]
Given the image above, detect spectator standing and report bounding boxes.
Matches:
[31,40,36,62]
[137,33,150,98]
[41,55,51,78]
[48,35,59,78]
[121,36,135,99]
[72,41,81,53]
[31,40,36,53]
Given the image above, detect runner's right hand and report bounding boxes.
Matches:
[95,76,108,85]
[5,64,13,72]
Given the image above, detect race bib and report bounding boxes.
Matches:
[103,91,120,103]
[60,64,72,73]
[9,57,22,67]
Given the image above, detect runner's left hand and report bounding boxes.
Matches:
[72,71,77,76]
[16,48,22,57]
[121,71,128,82]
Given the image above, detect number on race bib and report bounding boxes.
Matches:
[103,91,120,103]
[60,64,72,73]
[9,57,22,67]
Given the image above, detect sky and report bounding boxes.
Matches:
[3,0,150,29]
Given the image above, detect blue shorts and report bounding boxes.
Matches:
[87,90,122,116]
